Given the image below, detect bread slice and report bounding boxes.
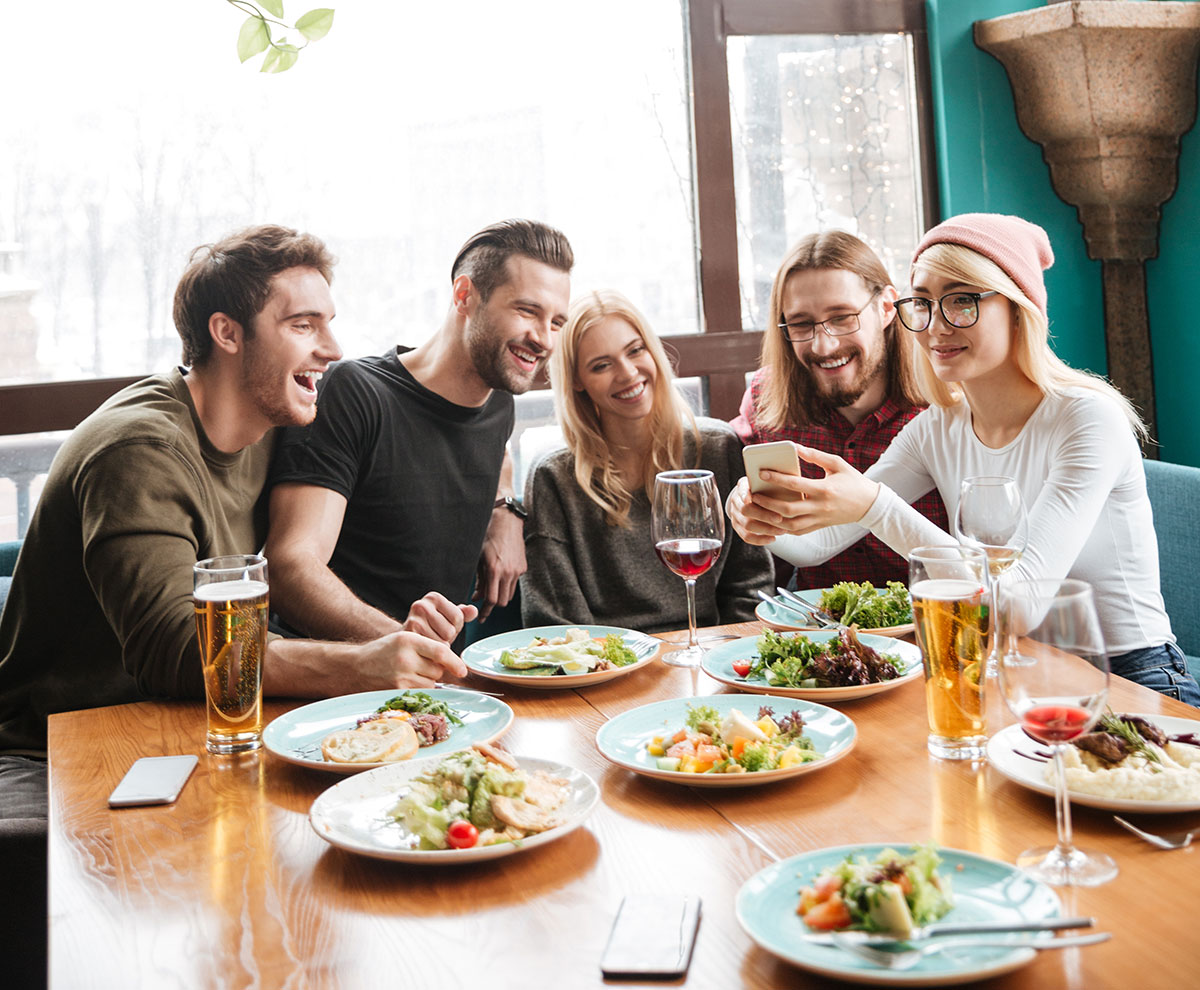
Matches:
[321,718,420,763]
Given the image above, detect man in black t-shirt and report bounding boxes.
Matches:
[265,220,574,646]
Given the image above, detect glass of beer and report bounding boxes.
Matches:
[909,545,990,760]
[193,554,269,754]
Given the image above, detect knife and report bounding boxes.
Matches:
[803,915,1096,945]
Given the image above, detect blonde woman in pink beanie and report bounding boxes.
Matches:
[729,212,1199,705]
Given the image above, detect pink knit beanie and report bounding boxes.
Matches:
[911,213,1054,317]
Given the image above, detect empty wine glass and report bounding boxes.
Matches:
[955,476,1029,676]
[997,578,1116,886]
[652,470,725,667]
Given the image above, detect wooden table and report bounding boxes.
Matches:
[49,622,1199,988]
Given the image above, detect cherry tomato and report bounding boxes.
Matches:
[732,659,752,678]
[446,820,479,849]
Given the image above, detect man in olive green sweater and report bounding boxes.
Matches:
[0,228,476,978]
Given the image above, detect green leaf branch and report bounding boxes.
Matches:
[227,0,335,73]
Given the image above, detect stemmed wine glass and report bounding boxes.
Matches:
[997,578,1117,886]
[652,470,725,667]
[955,476,1029,676]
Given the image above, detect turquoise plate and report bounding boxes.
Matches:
[461,624,661,689]
[737,844,1062,986]
[594,694,855,787]
[701,632,923,701]
[263,688,514,775]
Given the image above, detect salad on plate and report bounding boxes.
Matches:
[818,581,912,628]
[390,744,572,849]
[797,843,954,934]
[749,628,904,689]
[497,627,638,675]
[645,703,823,775]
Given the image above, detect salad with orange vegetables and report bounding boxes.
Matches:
[797,844,954,933]
[645,703,823,775]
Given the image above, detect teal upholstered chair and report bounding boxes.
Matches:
[1144,459,1200,681]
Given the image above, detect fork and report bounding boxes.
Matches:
[830,931,1111,971]
[1113,815,1197,849]
[773,587,841,629]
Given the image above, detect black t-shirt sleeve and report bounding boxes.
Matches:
[267,362,378,499]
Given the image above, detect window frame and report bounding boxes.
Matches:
[0,0,937,431]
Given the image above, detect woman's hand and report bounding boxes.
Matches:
[728,444,880,543]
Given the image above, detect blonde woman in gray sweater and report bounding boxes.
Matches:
[521,290,771,633]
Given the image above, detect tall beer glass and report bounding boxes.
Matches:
[909,545,990,760]
[193,554,269,754]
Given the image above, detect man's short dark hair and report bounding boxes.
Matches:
[450,219,574,302]
[173,224,336,366]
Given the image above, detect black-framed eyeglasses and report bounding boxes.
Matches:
[777,288,881,343]
[895,291,1000,332]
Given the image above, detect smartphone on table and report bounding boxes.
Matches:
[599,894,702,979]
[108,755,199,808]
[742,440,801,497]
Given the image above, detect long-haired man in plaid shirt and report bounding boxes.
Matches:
[731,231,948,589]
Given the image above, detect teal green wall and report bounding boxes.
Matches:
[926,0,1200,465]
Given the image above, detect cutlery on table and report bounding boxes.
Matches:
[829,931,1111,971]
[756,589,820,625]
[1113,815,1196,849]
[775,587,843,629]
[661,634,740,644]
[804,915,1095,946]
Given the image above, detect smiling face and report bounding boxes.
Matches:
[465,255,571,395]
[781,268,893,417]
[910,267,1016,389]
[240,266,341,428]
[573,315,658,428]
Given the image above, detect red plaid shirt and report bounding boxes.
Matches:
[731,368,949,589]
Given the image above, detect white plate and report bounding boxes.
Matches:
[263,688,514,774]
[461,624,661,689]
[701,632,924,701]
[308,753,600,863]
[594,694,856,787]
[987,714,1200,813]
[756,588,914,637]
[737,844,1063,986]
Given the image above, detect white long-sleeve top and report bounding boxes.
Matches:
[771,388,1172,655]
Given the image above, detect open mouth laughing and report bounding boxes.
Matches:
[613,381,647,401]
[293,370,324,395]
[508,342,543,374]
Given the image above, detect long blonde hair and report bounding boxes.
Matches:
[549,290,700,526]
[758,230,925,429]
[910,243,1146,438]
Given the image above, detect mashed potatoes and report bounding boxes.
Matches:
[1050,741,1200,803]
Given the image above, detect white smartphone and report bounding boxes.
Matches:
[599,894,701,979]
[108,755,199,808]
[742,440,801,497]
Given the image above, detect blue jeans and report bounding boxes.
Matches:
[1109,642,1200,708]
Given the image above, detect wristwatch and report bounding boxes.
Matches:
[493,495,528,519]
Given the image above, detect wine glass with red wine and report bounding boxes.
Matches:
[998,578,1115,886]
[652,470,725,667]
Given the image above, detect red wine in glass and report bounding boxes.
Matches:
[655,538,722,579]
[1021,704,1092,744]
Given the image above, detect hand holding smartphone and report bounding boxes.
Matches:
[742,440,801,497]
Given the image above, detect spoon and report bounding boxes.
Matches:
[830,931,1111,971]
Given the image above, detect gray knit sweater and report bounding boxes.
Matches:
[520,419,772,633]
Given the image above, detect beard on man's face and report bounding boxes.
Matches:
[798,343,886,410]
